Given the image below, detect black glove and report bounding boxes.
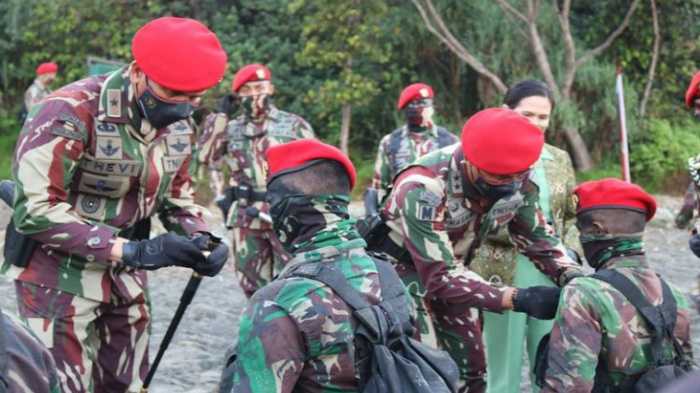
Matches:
[122,233,205,271]
[190,232,229,277]
[689,233,700,258]
[512,286,562,319]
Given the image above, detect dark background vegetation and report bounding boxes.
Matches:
[0,0,698,195]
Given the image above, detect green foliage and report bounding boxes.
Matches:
[630,119,700,191]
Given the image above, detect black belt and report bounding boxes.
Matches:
[226,184,267,202]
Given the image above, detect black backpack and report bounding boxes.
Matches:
[286,257,459,393]
[534,269,693,393]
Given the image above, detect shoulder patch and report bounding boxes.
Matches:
[416,190,441,221]
[51,115,86,141]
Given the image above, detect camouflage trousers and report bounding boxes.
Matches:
[394,262,487,393]
[14,280,150,393]
[232,227,289,298]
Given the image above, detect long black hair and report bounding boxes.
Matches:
[503,79,555,110]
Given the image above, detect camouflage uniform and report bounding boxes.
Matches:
[2,310,61,393]
[382,144,581,393]
[24,78,52,111]
[471,144,579,393]
[542,248,693,392]
[199,106,314,297]
[225,195,404,392]
[675,182,697,230]
[371,124,458,203]
[3,65,208,393]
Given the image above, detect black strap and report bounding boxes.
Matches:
[229,184,267,202]
[0,311,9,392]
[592,270,679,365]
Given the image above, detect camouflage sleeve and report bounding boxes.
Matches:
[542,283,602,393]
[295,116,315,139]
[675,182,697,230]
[509,181,582,286]
[371,135,392,202]
[197,113,228,170]
[390,170,506,311]
[229,298,304,393]
[158,152,208,236]
[671,287,694,361]
[12,101,118,264]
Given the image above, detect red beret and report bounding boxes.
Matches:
[574,178,656,221]
[132,17,227,92]
[36,62,58,75]
[266,139,357,189]
[461,108,544,175]
[397,83,434,110]
[232,64,272,92]
[685,71,700,108]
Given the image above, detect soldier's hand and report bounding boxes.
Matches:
[121,233,205,270]
[190,232,229,277]
[512,286,562,320]
[689,233,700,258]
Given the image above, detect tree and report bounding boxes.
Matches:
[291,0,391,154]
[412,0,640,170]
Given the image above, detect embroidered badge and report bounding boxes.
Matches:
[162,156,186,173]
[166,134,191,156]
[107,89,122,118]
[96,137,122,160]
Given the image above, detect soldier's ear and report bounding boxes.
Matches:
[129,62,145,85]
[590,220,608,235]
[268,84,276,96]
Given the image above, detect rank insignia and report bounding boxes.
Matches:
[106,89,122,118]
[96,138,122,159]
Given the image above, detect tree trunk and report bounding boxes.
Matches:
[340,103,352,155]
[562,126,594,171]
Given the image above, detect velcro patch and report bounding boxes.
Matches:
[51,124,84,141]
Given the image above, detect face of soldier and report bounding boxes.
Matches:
[131,64,205,129]
[405,99,434,131]
[467,163,530,201]
[239,81,274,120]
[41,72,57,86]
[693,98,700,121]
[510,95,552,132]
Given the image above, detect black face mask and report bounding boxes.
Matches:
[405,98,433,131]
[693,111,700,122]
[241,94,271,120]
[137,88,194,129]
[579,232,644,269]
[473,178,522,201]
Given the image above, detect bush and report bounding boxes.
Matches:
[630,118,700,192]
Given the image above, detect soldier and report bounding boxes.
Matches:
[541,179,693,392]
[470,80,579,393]
[2,17,230,393]
[364,83,458,215]
[674,71,700,230]
[199,63,315,298]
[221,139,421,392]
[21,62,58,122]
[374,108,582,392]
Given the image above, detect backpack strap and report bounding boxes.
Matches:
[592,269,678,365]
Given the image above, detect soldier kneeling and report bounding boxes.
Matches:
[538,179,694,393]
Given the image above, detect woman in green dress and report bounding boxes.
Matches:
[471,80,580,393]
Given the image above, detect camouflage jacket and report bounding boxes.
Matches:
[471,144,579,286]
[3,311,61,393]
[371,124,457,202]
[543,252,693,393]
[198,106,314,230]
[24,79,52,111]
[2,66,208,302]
[383,144,581,312]
[227,196,405,393]
[675,181,697,230]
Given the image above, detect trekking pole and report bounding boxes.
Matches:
[140,271,203,393]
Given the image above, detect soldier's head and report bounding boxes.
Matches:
[461,108,543,201]
[685,71,700,121]
[398,83,435,132]
[265,139,357,253]
[36,62,58,86]
[503,79,554,132]
[129,17,227,130]
[232,64,274,121]
[574,178,656,269]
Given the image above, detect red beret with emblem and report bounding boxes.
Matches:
[132,17,227,92]
[397,83,434,110]
[36,62,58,75]
[685,71,700,108]
[461,108,544,175]
[266,139,357,189]
[232,64,272,92]
[574,178,656,221]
